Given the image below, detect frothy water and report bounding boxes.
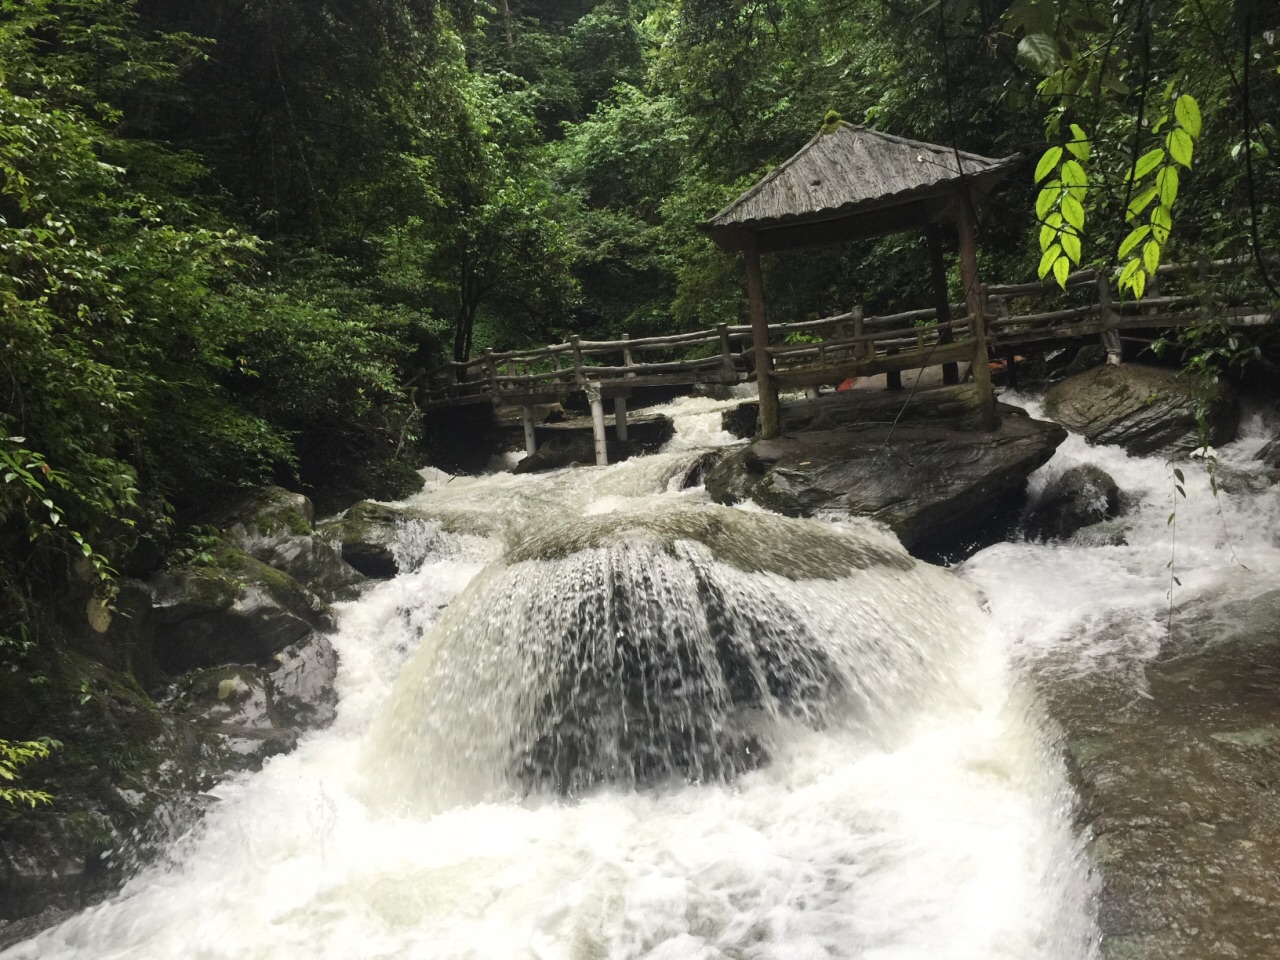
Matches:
[5,395,1114,960]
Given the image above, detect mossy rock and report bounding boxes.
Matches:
[149,550,333,673]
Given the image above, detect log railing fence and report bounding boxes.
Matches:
[420,255,1273,465]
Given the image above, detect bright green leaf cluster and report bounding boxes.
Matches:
[0,738,59,808]
[1035,123,1090,289]
[1117,92,1201,300]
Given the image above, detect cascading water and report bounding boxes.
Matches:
[5,393,1110,960]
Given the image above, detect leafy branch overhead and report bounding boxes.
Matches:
[1035,123,1090,289]
[1118,92,1202,301]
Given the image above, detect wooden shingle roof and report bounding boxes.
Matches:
[701,122,1019,252]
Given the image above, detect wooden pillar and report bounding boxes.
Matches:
[743,233,779,438]
[521,405,537,457]
[1098,273,1121,364]
[925,223,959,385]
[589,389,608,466]
[614,397,629,442]
[954,196,998,430]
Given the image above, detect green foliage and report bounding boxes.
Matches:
[1035,124,1091,288]
[0,738,59,808]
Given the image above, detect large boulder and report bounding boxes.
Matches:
[514,435,633,474]
[1043,363,1237,455]
[705,407,1066,557]
[1024,464,1121,541]
[222,486,366,603]
[149,551,334,673]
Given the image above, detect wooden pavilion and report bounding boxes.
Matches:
[700,119,1019,437]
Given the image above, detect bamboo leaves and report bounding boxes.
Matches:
[1035,123,1090,289]
[1117,92,1201,301]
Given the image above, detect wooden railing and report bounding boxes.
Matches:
[419,254,1273,410]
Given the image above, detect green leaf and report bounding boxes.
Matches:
[1053,255,1070,288]
[1038,243,1062,279]
[1132,268,1147,299]
[1118,224,1151,259]
[1143,239,1161,275]
[1157,166,1179,206]
[1175,95,1202,138]
[1128,184,1158,217]
[1061,231,1082,264]
[1173,468,1185,482]
[1035,146,1063,183]
[1066,124,1091,161]
[1119,257,1142,286]
[1035,185,1058,220]
[1039,221,1057,250]
[1062,195,1085,230]
[1151,204,1173,243]
[1018,33,1060,75]
[1167,128,1194,168]
[1128,148,1165,181]
[1060,159,1087,188]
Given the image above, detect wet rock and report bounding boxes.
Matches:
[705,409,1066,558]
[1038,588,1280,960]
[169,666,297,769]
[149,551,334,673]
[1043,363,1238,455]
[1063,344,1108,378]
[722,402,759,439]
[317,500,426,579]
[513,435,634,473]
[1025,464,1121,541]
[221,487,366,603]
[269,635,339,730]
[1256,437,1280,470]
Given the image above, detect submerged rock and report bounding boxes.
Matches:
[1043,363,1237,455]
[705,407,1066,558]
[1256,436,1280,470]
[1039,588,1280,960]
[1025,464,1121,541]
[513,435,633,473]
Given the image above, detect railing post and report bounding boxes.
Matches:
[955,199,997,430]
[484,348,499,398]
[852,305,867,361]
[1197,259,1211,325]
[622,333,634,375]
[571,335,585,386]
[743,232,779,438]
[718,324,734,379]
[1098,273,1121,364]
[588,386,608,466]
[522,405,537,457]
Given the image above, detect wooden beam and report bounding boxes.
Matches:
[954,195,998,430]
[925,223,960,385]
[744,232,779,438]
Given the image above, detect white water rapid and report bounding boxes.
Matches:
[20,389,1278,960]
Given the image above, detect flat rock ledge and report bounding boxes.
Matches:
[705,404,1067,559]
[1038,589,1280,960]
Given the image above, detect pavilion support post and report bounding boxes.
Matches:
[954,197,999,431]
[521,405,537,457]
[615,397,629,442]
[743,233,779,438]
[1098,274,1121,364]
[589,389,609,466]
[925,223,959,385]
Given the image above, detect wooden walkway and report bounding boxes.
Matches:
[421,256,1272,465]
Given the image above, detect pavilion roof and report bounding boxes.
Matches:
[700,121,1019,252]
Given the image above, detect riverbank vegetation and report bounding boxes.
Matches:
[1,0,1277,795]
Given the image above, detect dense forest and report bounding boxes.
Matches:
[1,0,1277,785]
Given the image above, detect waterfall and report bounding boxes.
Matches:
[4,395,1100,960]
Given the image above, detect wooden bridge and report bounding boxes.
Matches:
[420,255,1272,465]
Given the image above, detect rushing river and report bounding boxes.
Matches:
[9,390,1278,960]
